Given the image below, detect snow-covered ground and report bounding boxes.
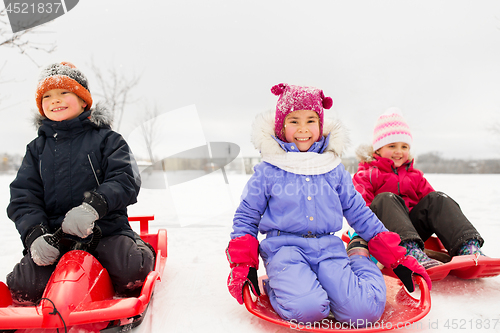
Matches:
[1,171,500,333]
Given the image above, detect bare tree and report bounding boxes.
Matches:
[139,103,161,164]
[90,59,140,132]
[1,8,55,109]
[0,8,55,62]
[0,62,13,101]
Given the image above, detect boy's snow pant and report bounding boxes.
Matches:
[370,192,483,256]
[6,233,155,304]
[260,234,386,325]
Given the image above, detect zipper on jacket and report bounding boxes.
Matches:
[369,166,378,185]
[87,154,101,187]
[392,166,401,195]
[39,160,43,181]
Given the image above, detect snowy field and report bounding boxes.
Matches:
[1,171,500,333]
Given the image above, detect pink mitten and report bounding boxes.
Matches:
[368,231,432,292]
[225,234,261,304]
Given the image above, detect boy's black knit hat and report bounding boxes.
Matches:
[35,62,93,116]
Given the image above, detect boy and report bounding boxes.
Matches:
[6,62,154,303]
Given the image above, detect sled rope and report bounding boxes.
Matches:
[37,297,68,333]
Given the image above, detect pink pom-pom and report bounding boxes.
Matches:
[271,83,285,96]
[322,96,333,109]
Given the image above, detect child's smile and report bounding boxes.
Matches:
[376,142,410,168]
[52,107,68,112]
[284,110,320,152]
[42,89,87,121]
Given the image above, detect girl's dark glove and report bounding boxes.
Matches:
[226,234,261,304]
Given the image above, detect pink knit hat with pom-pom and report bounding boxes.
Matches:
[372,107,413,151]
[271,83,333,142]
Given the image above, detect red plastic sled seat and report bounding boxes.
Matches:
[0,216,167,332]
[244,274,431,332]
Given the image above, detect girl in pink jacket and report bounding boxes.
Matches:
[353,108,485,269]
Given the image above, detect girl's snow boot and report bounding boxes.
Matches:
[346,228,380,265]
[402,240,441,270]
[457,239,485,256]
[346,236,369,258]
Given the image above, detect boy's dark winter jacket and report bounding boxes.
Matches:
[7,106,141,249]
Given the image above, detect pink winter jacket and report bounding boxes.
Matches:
[352,153,434,211]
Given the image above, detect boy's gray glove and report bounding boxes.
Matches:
[62,202,99,238]
[30,234,60,266]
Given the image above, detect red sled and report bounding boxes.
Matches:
[341,231,500,281]
[0,216,167,332]
[422,236,500,280]
[244,274,430,332]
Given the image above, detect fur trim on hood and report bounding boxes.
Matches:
[355,144,376,163]
[251,109,350,157]
[33,102,113,129]
[355,144,413,163]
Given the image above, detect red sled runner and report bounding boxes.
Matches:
[244,274,430,332]
[0,216,167,332]
[341,231,500,281]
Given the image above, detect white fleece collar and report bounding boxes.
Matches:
[263,151,342,175]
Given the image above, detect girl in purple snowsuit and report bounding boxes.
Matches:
[225,84,431,325]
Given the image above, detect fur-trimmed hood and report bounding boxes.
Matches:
[33,102,113,130]
[355,144,413,163]
[251,109,350,157]
[355,144,377,163]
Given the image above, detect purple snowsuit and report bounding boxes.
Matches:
[230,110,388,324]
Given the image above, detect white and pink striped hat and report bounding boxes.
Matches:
[372,107,413,151]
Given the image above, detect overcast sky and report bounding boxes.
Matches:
[2,0,500,161]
